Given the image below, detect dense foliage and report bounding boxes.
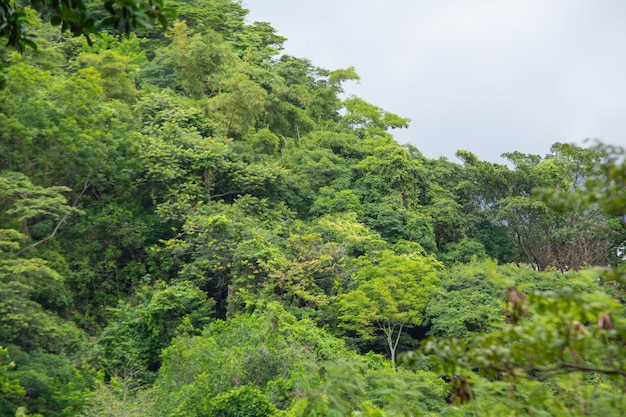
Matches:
[1,1,625,415]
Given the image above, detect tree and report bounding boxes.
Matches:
[541,142,626,266]
[78,49,139,101]
[424,261,503,339]
[152,302,354,416]
[168,0,248,40]
[291,361,448,417]
[0,0,174,52]
[341,95,409,139]
[141,20,235,97]
[412,145,626,414]
[98,281,214,383]
[337,251,440,367]
[456,145,613,270]
[0,176,92,416]
[209,71,268,138]
[196,386,277,417]
[7,347,92,417]
[421,268,626,415]
[0,346,25,416]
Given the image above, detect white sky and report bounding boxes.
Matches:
[245,0,626,162]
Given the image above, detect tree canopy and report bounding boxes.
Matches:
[0,0,174,52]
[0,1,625,415]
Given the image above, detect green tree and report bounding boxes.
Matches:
[0,178,91,416]
[78,377,153,417]
[140,20,235,97]
[457,145,613,270]
[273,58,357,125]
[8,347,92,417]
[311,212,387,260]
[337,251,441,367]
[0,346,25,416]
[158,196,293,317]
[168,0,247,39]
[153,302,355,415]
[422,268,626,416]
[0,0,174,52]
[78,49,139,101]
[98,281,214,383]
[424,261,503,339]
[209,71,268,138]
[0,173,83,353]
[340,95,409,140]
[414,143,626,413]
[191,385,277,417]
[541,142,626,267]
[283,147,353,195]
[232,21,286,63]
[290,358,449,417]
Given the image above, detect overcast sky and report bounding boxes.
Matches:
[245,0,626,162]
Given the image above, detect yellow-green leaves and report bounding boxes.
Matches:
[209,72,268,138]
[338,251,441,366]
[341,96,409,138]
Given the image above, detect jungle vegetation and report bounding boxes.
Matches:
[1,1,625,415]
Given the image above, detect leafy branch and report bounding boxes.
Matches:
[17,177,89,255]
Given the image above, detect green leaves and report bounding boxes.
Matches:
[98,281,214,383]
[209,71,268,137]
[341,96,409,139]
[3,5,626,416]
[153,303,353,416]
[456,144,619,270]
[0,2,38,53]
[202,386,277,417]
[1,0,174,53]
[424,262,503,338]
[337,251,441,365]
[0,346,25,416]
[0,172,78,231]
[291,360,448,417]
[422,265,626,415]
[102,0,174,35]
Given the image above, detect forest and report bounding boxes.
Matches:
[0,0,625,416]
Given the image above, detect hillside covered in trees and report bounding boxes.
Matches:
[1,1,626,416]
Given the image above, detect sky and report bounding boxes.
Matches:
[245,0,626,163]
